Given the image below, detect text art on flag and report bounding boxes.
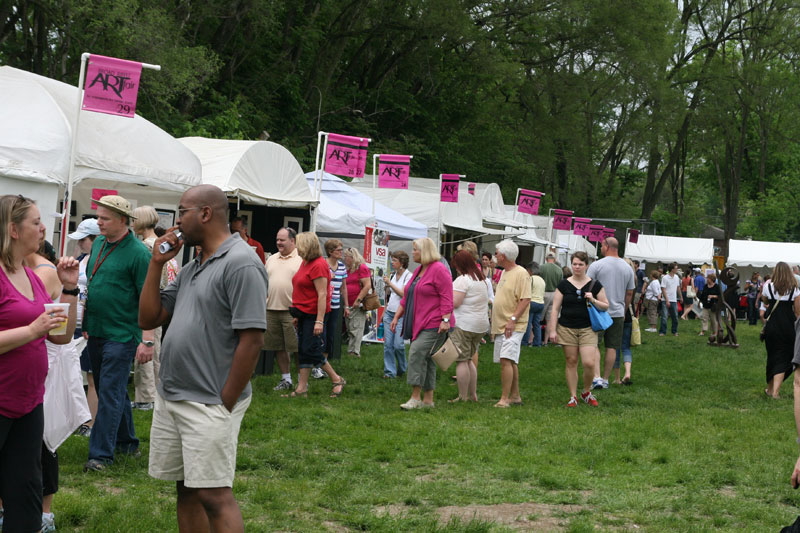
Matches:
[588,225,605,242]
[553,209,573,231]
[325,133,369,178]
[440,174,460,203]
[573,218,591,236]
[468,183,476,195]
[602,227,616,239]
[518,189,542,215]
[377,155,410,189]
[82,54,143,118]
[628,229,640,244]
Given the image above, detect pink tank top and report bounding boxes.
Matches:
[0,266,51,418]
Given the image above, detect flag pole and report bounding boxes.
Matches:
[372,154,378,217]
[60,53,160,257]
[310,131,328,233]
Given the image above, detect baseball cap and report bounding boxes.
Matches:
[68,218,101,240]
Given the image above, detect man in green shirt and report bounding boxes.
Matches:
[539,252,563,345]
[83,195,154,472]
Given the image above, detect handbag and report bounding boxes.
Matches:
[686,284,696,298]
[585,280,613,331]
[629,305,641,346]
[430,332,458,372]
[363,277,381,311]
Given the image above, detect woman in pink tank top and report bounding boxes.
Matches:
[0,195,79,532]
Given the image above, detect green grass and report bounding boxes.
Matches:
[52,318,800,531]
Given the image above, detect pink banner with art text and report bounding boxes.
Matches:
[325,133,369,178]
[82,54,143,118]
[378,154,410,189]
[602,227,616,239]
[468,183,476,195]
[552,209,573,231]
[440,174,460,203]
[91,188,118,209]
[517,189,542,215]
[573,218,591,236]
[628,229,640,244]
[588,225,605,242]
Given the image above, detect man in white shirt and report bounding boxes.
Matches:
[660,262,681,336]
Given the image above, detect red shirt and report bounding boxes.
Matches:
[345,263,370,306]
[292,257,332,315]
[247,236,265,264]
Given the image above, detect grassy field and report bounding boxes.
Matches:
[50,317,800,532]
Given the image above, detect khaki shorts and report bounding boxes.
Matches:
[556,324,598,347]
[451,328,483,362]
[264,310,298,352]
[493,331,523,364]
[148,393,251,488]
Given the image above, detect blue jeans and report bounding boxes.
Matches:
[382,310,407,378]
[614,321,633,368]
[88,337,139,463]
[659,301,679,334]
[526,302,545,346]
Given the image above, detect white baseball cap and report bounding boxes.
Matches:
[68,218,101,240]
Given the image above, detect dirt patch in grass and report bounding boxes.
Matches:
[718,485,737,498]
[92,481,124,495]
[435,502,586,531]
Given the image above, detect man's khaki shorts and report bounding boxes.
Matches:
[148,394,251,488]
[264,310,298,352]
[556,324,598,347]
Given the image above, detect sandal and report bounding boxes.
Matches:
[330,378,346,398]
[282,389,308,398]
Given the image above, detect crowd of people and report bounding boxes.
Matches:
[6,186,800,532]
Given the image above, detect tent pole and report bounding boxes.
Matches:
[437,174,443,252]
[372,154,378,218]
[310,131,327,233]
[59,52,89,257]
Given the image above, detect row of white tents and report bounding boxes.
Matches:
[1,65,796,272]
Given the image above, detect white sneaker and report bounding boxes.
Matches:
[400,398,423,410]
[311,368,326,379]
[420,402,435,409]
[645,328,657,332]
[600,379,609,389]
[591,377,604,390]
[42,512,55,533]
[273,379,293,391]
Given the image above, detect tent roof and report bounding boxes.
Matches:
[348,176,520,237]
[305,171,427,240]
[0,66,200,191]
[180,137,316,207]
[727,239,800,268]
[625,234,713,264]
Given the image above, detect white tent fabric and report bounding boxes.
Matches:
[502,207,597,259]
[625,234,713,264]
[348,176,519,238]
[180,137,316,207]
[0,66,201,189]
[304,171,427,240]
[727,239,800,268]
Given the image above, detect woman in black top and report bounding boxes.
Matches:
[546,251,609,407]
[698,273,723,339]
[759,262,800,398]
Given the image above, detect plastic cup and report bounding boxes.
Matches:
[43,303,70,335]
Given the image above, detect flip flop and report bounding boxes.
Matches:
[494,402,510,408]
[330,378,346,398]
[510,400,524,406]
[282,390,308,398]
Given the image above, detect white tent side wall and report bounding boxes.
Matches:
[727,239,800,269]
[0,177,60,243]
[625,234,713,265]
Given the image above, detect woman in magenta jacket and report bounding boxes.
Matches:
[389,237,453,410]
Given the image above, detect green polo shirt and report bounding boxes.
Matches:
[540,261,563,292]
[83,230,151,343]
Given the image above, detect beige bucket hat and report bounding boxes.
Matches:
[94,195,136,219]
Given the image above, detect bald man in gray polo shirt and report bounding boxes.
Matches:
[139,184,267,533]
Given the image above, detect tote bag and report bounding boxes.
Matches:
[585,279,613,332]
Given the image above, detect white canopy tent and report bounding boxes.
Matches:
[0,66,201,243]
[179,137,316,208]
[303,172,427,240]
[625,234,713,265]
[503,207,597,263]
[727,239,800,269]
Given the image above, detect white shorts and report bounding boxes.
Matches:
[148,393,251,488]
[493,331,524,364]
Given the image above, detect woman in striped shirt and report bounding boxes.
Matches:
[323,239,348,363]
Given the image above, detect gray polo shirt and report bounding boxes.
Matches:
[158,233,268,404]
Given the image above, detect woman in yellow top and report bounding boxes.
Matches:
[525,262,546,347]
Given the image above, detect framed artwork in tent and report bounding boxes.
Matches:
[283,216,303,234]
[238,210,253,235]
[155,208,176,230]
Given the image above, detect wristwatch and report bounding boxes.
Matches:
[142,340,155,347]
[62,286,80,296]
[510,315,517,322]
[442,317,450,323]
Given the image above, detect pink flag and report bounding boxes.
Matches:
[82,54,143,118]
[552,209,573,231]
[325,133,369,178]
[91,188,118,209]
[603,227,616,239]
[628,229,640,244]
[378,154,411,189]
[573,218,591,236]
[517,189,542,215]
[440,174,460,203]
[588,225,605,242]
[468,183,476,195]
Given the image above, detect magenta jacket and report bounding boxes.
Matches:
[400,261,455,341]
